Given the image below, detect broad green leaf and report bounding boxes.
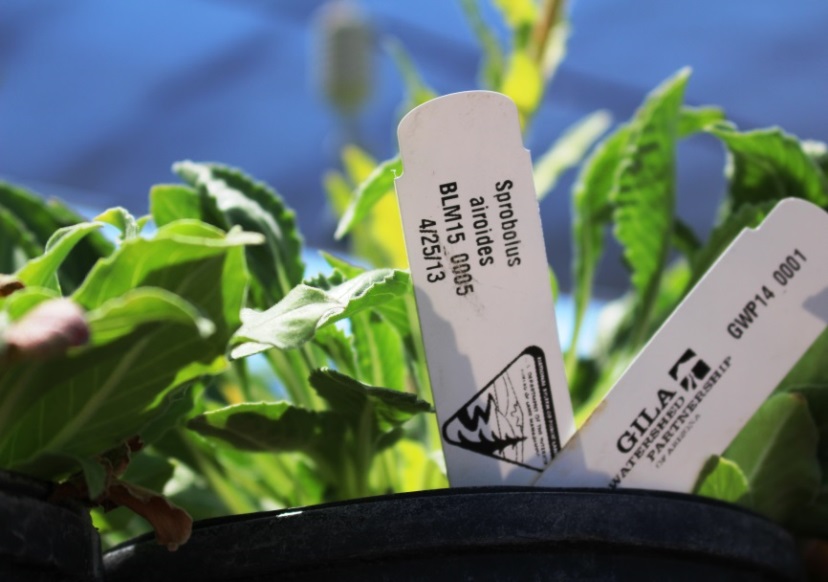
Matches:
[74,220,258,355]
[309,369,432,432]
[385,38,437,113]
[16,222,103,291]
[500,50,543,125]
[708,125,828,211]
[342,145,377,185]
[352,311,406,390]
[187,401,333,454]
[94,207,139,240]
[335,156,402,239]
[567,124,631,372]
[689,202,775,287]
[534,110,612,200]
[678,106,725,137]
[693,456,752,506]
[174,162,304,306]
[458,0,505,89]
[725,392,820,523]
[149,184,216,228]
[0,181,113,291]
[0,290,216,480]
[321,252,412,339]
[611,68,689,348]
[85,288,214,348]
[230,268,410,358]
[0,206,41,274]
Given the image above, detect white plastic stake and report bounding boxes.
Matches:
[395,91,575,486]
[534,199,828,492]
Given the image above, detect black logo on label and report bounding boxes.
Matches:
[442,346,559,471]
[668,348,711,390]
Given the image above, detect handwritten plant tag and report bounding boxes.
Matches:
[394,91,575,486]
[534,199,828,491]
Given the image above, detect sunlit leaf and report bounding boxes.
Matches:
[335,156,402,239]
[16,222,103,291]
[0,181,113,291]
[94,207,140,240]
[708,124,828,211]
[693,456,752,506]
[174,161,304,306]
[678,106,725,137]
[0,289,216,480]
[230,268,410,358]
[611,67,689,348]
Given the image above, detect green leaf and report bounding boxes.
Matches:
[335,156,402,239]
[150,184,207,228]
[725,392,821,523]
[693,456,752,506]
[309,369,432,432]
[611,67,689,348]
[73,220,258,355]
[0,206,41,274]
[0,289,217,480]
[174,162,304,306]
[384,37,437,113]
[230,268,411,358]
[16,222,103,291]
[187,401,333,454]
[534,110,612,200]
[0,181,114,291]
[708,125,828,211]
[352,312,406,390]
[568,124,631,372]
[313,325,357,377]
[493,0,536,32]
[678,106,725,137]
[689,202,775,287]
[94,207,139,240]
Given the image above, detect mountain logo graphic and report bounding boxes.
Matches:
[668,348,711,391]
[442,346,560,471]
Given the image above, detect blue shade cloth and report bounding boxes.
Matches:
[2,0,827,295]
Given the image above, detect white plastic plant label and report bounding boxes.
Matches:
[534,198,828,492]
[394,91,575,486]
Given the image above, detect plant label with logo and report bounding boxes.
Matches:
[394,91,574,486]
[534,199,828,492]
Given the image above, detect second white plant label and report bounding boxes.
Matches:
[394,91,575,486]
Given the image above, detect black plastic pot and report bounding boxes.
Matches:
[0,470,103,581]
[104,487,802,581]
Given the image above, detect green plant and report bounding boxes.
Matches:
[1,0,826,564]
